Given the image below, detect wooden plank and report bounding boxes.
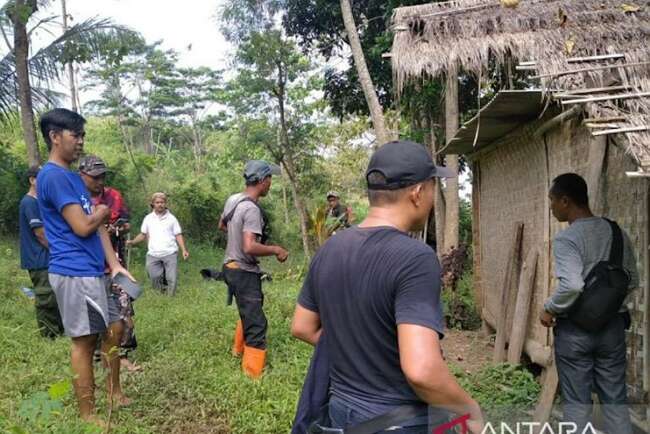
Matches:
[507,249,539,364]
[585,135,608,213]
[533,362,559,430]
[493,222,524,363]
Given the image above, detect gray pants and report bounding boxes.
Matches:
[554,314,632,434]
[146,253,178,296]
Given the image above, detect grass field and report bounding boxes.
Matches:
[0,237,541,434]
[0,238,313,433]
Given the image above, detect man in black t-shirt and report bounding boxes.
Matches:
[292,141,483,433]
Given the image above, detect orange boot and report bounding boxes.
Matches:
[242,345,266,379]
[232,320,244,357]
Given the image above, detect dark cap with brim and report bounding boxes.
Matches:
[78,155,107,176]
[244,160,281,183]
[366,140,455,190]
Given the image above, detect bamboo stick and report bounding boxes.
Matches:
[591,125,650,136]
[533,106,582,138]
[515,65,537,71]
[583,116,626,123]
[585,123,620,129]
[420,2,500,18]
[530,61,650,80]
[553,85,631,98]
[561,91,650,105]
[626,171,650,178]
[520,53,625,68]
[567,53,625,63]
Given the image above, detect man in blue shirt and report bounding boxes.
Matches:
[37,108,136,426]
[19,165,63,338]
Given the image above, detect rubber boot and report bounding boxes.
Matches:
[242,345,266,379]
[232,320,244,357]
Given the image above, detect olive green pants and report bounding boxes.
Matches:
[28,269,64,338]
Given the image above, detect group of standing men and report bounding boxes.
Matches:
[18,106,639,433]
[18,108,189,425]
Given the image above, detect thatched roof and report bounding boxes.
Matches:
[390,0,650,166]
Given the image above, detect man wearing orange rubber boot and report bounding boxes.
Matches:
[219,160,289,378]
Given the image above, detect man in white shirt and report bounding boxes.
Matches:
[127,192,189,295]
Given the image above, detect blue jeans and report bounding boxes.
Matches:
[554,314,632,434]
[328,398,446,434]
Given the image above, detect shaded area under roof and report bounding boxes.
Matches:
[446,90,547,155]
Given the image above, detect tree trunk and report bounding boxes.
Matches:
[444,66,460,253]
[11,0,40,166]
[427,113,446,256]
[339,0,391,147]
[61,0,79,112]
[142,121,153,154]
[282,158,311,259]
[275,64,311,259]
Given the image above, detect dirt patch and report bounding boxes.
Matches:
[441,329,493,374]
[143,399,231,434]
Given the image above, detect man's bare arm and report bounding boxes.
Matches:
[242,231,288,262]
[33,227,48,249]
[291,304,322,345]
[61,204,110,238]
[175,234,189,259]
[127,232,147,246]
[398,324,483,432]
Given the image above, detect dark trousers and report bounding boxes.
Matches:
[29,269,64,338]
[223,268,267,350]
[554,314,632,434]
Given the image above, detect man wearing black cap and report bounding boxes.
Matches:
[19,165,64,338]
[218,160,289,378]
[325,191,352,235]
[291,141,483,433]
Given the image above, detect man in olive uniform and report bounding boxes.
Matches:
[326,191,352,235]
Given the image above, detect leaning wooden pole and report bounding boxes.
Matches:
[339,0,391,147]
[443,64,460,253]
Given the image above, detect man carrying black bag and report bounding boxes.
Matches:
[540,173,638,434]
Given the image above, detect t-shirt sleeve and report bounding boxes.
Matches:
[44,171,81,213]
[24,199,44,229]
[171,215,182,236]
[140,216,149,234]
[241,205,263,236]
[394,250,445,337]
[298,251,321,313]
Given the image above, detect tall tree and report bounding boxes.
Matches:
[444,66,460,253]
[8,0,39,165]
[60,0,79,112]
[339,0,390,146]
[219,0,317,258]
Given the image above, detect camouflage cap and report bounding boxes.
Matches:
[78,155,107,176]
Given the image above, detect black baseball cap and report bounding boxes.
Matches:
[366,140,455,190]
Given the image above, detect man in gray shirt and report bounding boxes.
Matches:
[218,160,288,379]
[540,173,638,434]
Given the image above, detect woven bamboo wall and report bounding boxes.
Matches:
[474,116,648,412]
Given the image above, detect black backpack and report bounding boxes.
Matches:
[569,219,631,332]
[222,197,271,245]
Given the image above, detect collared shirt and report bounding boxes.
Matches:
[19,194,49,270]
[140,210,182,258]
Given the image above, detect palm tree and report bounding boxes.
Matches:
[1,0,137,165]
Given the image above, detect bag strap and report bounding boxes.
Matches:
[345,405,422,434]
[605,218,624,267]
[222,197,256,225]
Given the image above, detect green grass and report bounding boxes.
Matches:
[0,238,313,434]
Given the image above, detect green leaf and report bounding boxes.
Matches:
[47,379,71,400]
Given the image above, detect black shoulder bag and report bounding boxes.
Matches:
[568,219,631,332]
[222,197,270,244]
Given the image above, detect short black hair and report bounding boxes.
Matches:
[25,165,40,183]
[39,108,86,150]
[550,173,589,207]
[367,171,409,206]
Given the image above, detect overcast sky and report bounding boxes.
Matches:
[66,0,231,69]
